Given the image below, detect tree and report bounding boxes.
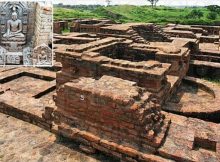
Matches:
[154,0,159,7]
[207,5,220,13]
[147,0,159,8]
[106,0,111,6]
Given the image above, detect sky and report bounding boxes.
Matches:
[54,0,220,6]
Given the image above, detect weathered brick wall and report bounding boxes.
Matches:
[100,28,128,35]
[199,35,219,43]
[191,25,220,35]
[132,25,171,42]
[53,76,170,157]
[34,2,52,47]
[53,22,62,34]
[56,51,170,93]
[164,30,196,38]
[58,21,68,30]
[69,19,114,33]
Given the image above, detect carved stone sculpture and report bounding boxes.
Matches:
[0,1,53,66]
[23,47,32,65]
[6,53,21,64]
[32,44,52,66]
[3,12,25,39]
[0,46,6,65]
[1,2,26,53]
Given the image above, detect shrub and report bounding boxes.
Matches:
[186,9,204,19]
[207,5,220,13]
[207,12,217,20]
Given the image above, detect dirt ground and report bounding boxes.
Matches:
[0,113,118,162]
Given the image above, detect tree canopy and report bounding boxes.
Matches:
[147,0,159,7]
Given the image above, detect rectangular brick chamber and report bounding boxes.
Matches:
[56,39,173,94]
[0,68,56,131]
[93,42,156,62]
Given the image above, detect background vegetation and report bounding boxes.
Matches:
[54,5,220,25]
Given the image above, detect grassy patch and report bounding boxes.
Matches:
[62,28,70,34]
[54,7,100,20]
[54,5,220,25]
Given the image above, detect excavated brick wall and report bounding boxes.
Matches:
[131,25,171,42]
[191,25,220,35]
[51,75,171,161]
[54,76,169,148]
[51,25,200,161]
[53,22,62,34]
[56,50,170,93]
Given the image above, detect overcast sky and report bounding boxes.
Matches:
[54,0,220,6]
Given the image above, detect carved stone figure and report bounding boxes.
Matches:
[0,46,6,65]
[32,44,52,66]
[3,12,25,39]
[23,47,32,65]
[0,1,53,66]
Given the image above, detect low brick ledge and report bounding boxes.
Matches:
[53,122,174,162]
[0,102,52,131]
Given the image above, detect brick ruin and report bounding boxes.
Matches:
[163,24,220,79]
[0,21,219,161]
[49,22,220,161]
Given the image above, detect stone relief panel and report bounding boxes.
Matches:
[32,44,52,66]
[0,46,6,65]
[0,2,29,42]
[6,52,22,64]
[0,1,52,66]
[23,47,32,66]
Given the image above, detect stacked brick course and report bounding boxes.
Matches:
[52,74,171,161]
[55,38,171,93]
[55,76,169,147]
[53,22,62,34]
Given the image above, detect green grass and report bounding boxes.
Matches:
[62,28,70,33]
[54,5,220,25]
[54,8,101,20]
